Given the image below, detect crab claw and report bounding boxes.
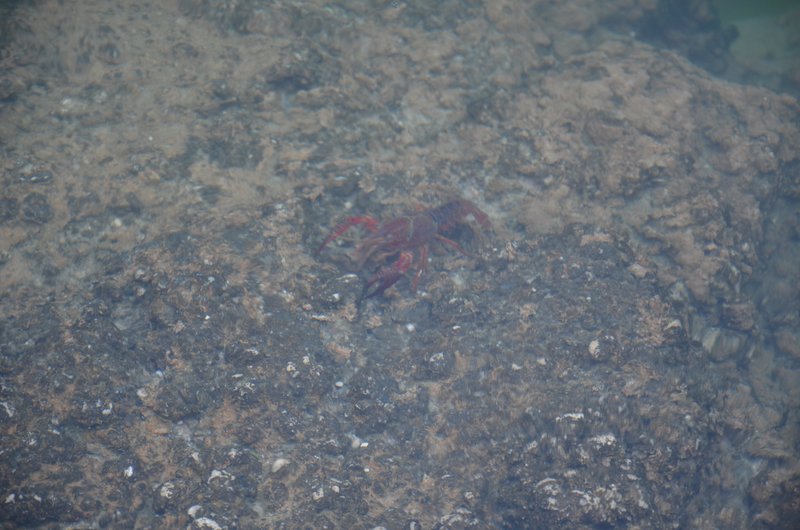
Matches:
[317,215,380,254]
[363,251,414,299]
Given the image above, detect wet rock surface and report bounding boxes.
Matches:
[1,0,799,528]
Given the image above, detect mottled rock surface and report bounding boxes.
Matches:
[1,1,798,528]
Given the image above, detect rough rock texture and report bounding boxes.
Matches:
[1,0,798,528]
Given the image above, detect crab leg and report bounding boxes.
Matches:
[434,234,468,256]
[410,245,428,292]
[364,251,414,299]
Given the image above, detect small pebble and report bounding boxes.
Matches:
[271,458,290,473]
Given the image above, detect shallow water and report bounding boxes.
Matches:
[1,1,798,528]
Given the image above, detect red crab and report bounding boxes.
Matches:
[317,199,491,298]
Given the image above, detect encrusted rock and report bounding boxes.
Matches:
[722,301,756,331]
